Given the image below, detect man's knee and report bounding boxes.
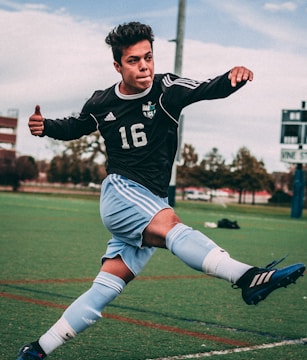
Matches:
[101,256,135,283]
[143,208,181,248]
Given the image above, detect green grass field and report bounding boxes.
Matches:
[1,192,306,360]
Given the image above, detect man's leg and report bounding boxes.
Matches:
[143,209,305,305]
[166,223,252,282]
[143,209,251,283]
[17,258,133,359]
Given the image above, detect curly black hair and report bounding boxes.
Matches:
[105,22,154,64]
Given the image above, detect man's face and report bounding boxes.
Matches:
[114,40,154,95]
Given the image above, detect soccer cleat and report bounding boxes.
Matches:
[233,256,305,305]
[17,343,46,360]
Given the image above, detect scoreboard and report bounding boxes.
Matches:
[280,102,306,218]
[280,107,307,145]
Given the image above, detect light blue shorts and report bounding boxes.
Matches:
[100,174,171,276]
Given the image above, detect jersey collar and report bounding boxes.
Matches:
[115,82,152,100]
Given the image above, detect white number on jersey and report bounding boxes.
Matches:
[119,124,148,149]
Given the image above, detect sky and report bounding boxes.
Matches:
[1,0,307,172]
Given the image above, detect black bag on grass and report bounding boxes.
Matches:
[217,218,240,229]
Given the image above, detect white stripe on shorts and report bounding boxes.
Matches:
[109,174,165,216]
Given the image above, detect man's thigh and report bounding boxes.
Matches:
[100,174,171,247]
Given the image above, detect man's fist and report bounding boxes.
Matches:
[28,105,44,136]
[228,66,253,87]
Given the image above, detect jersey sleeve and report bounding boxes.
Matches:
[160,71,247,119]
[42,95,98,141]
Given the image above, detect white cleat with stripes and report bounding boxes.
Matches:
[233,257,305,305]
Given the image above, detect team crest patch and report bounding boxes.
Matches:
[142,102,156,119]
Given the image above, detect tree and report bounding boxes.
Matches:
[47,154,71,183]
[0,155,38,191]
[64,131,107,164]
[181,143,198,167]
[47,131,107,185]
[36,159,50,174]
[0,155,17,190]
[201,147,225,172]
[177,144,200,197]
[229,147,273,204]
[198,148,230,193]
[16,156,38,182]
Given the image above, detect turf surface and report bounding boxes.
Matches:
[1,192,306,359]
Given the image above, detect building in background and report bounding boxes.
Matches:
[0,109,19,178]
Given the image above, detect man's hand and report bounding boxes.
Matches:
[228,66,253,87]
[28,105,44,136]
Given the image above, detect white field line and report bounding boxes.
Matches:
[147,338,307,360]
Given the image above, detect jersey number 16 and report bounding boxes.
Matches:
[119,124,148,149]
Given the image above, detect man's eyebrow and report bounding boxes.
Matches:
[127,51,153,59]
[127,55,140,59]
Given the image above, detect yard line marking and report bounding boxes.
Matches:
[146,338,307,359]
[0,292,248,347]
[103,313,249,347]
[0,292,67,310]
[0,274,208,285]
[0,287,290,341]
[0,278,93,285]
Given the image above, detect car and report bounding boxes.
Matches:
[185,190,210,201]
[88,182,101,190]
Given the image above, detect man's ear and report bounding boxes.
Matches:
[113,61,121,74]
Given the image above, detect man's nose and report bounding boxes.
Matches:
[139,59,148,71]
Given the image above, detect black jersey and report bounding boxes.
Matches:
[43,72,246,197]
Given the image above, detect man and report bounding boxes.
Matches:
[17,22,305,359]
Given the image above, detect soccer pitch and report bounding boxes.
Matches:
[1,192,306,359]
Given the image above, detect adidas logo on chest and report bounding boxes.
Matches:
[104,112,116,121]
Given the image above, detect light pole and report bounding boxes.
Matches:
[168,0,186,207]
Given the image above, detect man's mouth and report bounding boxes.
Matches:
[138,75,151,80]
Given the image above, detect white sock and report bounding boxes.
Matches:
[202,247,252,283]
[39,316,76,355]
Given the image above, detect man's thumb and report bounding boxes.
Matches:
[35,105,41,116]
